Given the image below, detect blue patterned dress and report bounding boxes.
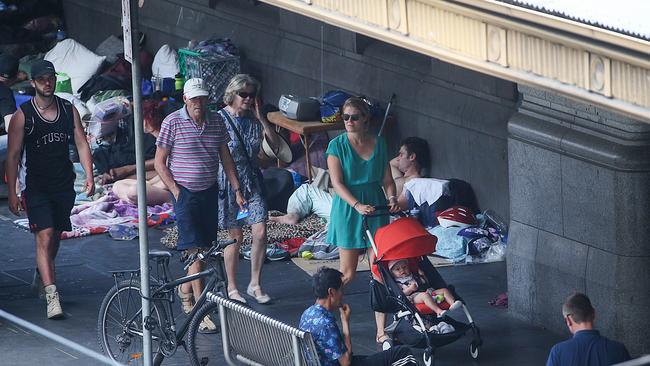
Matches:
[217,108,268,229]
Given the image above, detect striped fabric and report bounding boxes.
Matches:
[156,106,229,192]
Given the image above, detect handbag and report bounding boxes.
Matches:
[219,110,267,199]
[369,277,401,313]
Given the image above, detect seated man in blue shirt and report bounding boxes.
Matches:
[547,293,631,366]
[300,267,417,366]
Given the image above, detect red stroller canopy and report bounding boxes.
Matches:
[373,217,437,261]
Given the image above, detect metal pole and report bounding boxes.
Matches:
[377,93,395,137]
[124,0,152,364]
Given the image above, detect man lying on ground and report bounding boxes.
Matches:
[271,136,433,224]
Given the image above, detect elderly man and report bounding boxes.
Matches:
[154,78,244,330]
[546,293,630,366]
[6,60,95,319]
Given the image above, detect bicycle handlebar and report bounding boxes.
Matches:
[183,239,237,271]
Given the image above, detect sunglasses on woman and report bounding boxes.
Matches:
[237,91,257,99]
[342,113,361,121]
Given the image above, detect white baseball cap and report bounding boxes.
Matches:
[183,78,209,99]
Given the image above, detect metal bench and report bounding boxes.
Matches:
[207,292,321,366]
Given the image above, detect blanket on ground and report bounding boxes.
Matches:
[13,192,174,240]
[161,212,326,250]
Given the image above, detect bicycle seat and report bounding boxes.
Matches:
[149,250,172,259]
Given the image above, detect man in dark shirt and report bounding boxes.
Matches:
[6,60,95,319]
[0,53,19,184]
[547,293,631,366]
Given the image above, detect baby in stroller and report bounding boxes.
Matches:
[388,259,462,317]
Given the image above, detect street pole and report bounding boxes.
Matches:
[121,0,152,364]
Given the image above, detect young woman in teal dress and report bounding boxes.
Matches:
[326,97,399,345]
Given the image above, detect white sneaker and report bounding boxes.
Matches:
[45,286,63,319]
[198,315,217,334]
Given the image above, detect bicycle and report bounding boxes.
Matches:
[97,239,236,366]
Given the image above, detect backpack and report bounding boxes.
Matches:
[319,90,352,123]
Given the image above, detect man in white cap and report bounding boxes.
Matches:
[154,78,245,331]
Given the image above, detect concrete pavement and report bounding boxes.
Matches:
[0,202,564,365]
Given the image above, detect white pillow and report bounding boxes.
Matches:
[152,44,180,78]
[45,39,106,94]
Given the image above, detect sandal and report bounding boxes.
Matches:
[228,289,247,304]
[247,284,271,304]
[177,286,194,314]
[376,334,393,351]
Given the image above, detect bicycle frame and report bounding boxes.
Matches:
[112,255,228,366]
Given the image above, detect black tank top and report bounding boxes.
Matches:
[21,96,75,192]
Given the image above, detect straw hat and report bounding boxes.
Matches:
[262,132,293,164]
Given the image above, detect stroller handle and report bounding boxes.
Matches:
[361,205,407,231]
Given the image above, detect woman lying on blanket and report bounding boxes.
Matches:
[111,100,171,205]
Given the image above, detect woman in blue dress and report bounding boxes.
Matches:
[217,74,281,304]
[326,97,399,343]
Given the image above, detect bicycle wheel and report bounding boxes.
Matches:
[187,301,222,366]
[97,279,162,365]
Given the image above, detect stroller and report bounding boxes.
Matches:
[364,208,482,366]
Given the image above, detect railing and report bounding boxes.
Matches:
[207,292,321,366]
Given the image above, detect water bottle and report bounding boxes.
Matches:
[409,207,420,218]
[174,73,184,91]
[56,29,66,41]
[151,75,161,92]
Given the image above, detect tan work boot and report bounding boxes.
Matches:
[199,314,217,334]
[44,285,63,319]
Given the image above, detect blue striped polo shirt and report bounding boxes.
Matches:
[156,106,229,192]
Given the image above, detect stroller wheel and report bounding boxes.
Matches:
[422,347,434,366]
[469,341,480,359]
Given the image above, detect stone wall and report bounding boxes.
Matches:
[508,85,650,355]
[61,0,517,219]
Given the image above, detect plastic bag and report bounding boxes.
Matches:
[87,96,131,139]
[109,224,138,241]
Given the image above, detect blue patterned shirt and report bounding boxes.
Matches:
[299,304,346,366]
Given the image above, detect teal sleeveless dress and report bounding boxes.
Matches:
[326,134,389,249]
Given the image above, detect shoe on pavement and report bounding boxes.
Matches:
[198,315,217,334]
[246,284,271,304]
[265,244,289,262]
[45,285,63,319]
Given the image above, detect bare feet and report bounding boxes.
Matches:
[268,213,300,225]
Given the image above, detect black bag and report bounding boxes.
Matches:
[369,278,401,313]
[219,110,267,199]
[262,167,294,211]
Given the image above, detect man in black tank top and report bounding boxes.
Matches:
[5,60,95,319]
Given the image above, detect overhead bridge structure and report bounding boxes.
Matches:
[61,0,649,355]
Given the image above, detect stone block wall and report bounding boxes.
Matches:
[508,86,650,355]
[60,0,517,219]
